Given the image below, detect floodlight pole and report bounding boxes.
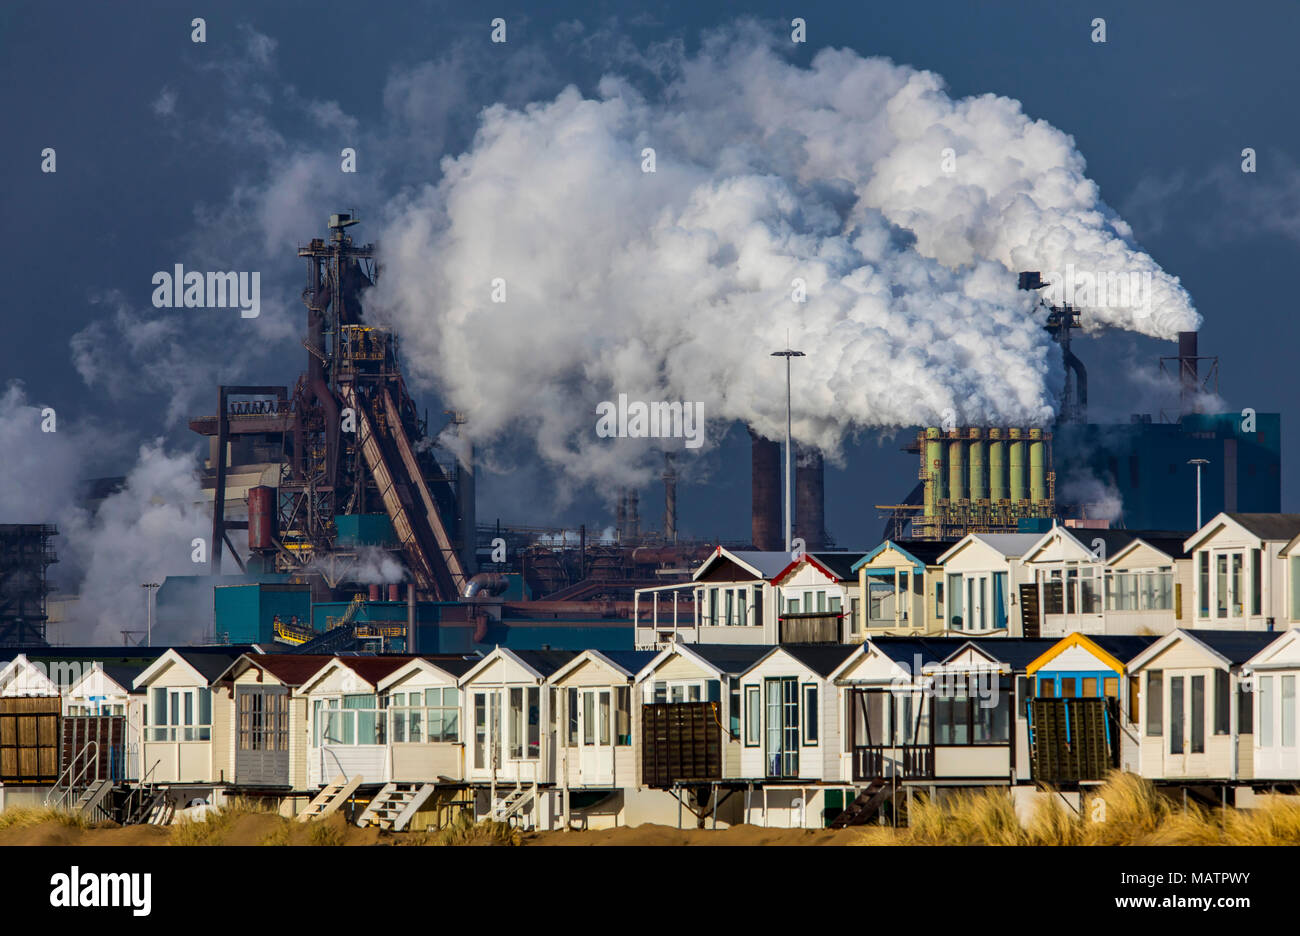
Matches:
[771,345,806,552]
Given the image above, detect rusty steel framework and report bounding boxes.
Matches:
[191,214,469,601]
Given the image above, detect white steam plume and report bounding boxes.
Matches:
[0,383,213,644]
[369,29,1198,492]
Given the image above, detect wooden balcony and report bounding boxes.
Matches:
[851,744,935,782]
[778,612,842,644]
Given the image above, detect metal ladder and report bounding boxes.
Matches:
[44,740,99,812]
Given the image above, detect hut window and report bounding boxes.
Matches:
[1259,676,1274,747]
[1146,671,1163,736]
[1190,675,1205,754]
[1127,676,1140,724]
[1251,549,1263,616]
[566,688,579,746]
[1237,684,1253,734]
[802,685,819,745]
[1169,676,1185,754]
[1198,553,1210,618]
[615,687,631,745]
[744,686,761,746]
[426,687,459,743]
[728,678,741,736]
[1214,670,1231,735]
[1283,676,1296,748]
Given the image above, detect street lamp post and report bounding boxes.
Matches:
[1188,459,1210,529]
[771,343,805,553]
[142,583,160,647]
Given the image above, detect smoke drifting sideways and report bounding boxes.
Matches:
[369,32,1199,495]
[0,383,213,645]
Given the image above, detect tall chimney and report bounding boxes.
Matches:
[1179,331,1199,416]
[795,444,826,550]
[455,431,477,576]
[628,490,640,543]
[662,453,677,544]
[615,494,627,542]
[750,430,781,551]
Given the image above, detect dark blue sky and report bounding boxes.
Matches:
[4,0,1298,544]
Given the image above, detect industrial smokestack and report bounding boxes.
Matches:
[1179,331,1199,416]
[615,494,627,542]
[662,453,677,544]
[795,445,826,550]
[750,430,781,551]
[455,431,477,576]
[628,490,640,543]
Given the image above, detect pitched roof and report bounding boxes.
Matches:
[1226,514,1300,541]
[335,655,427,686]
[684,643,771,675]
[805,552,866,581]
[868,637,968,665]
[1059,529,1192,561]
[599,650,662,675]
[1187,630,1282,665]
[510,649,579,677]
[1085,635,1161,665]
[886,539,960,565]
[972,533,1045,557]
[236,654,336,686]
[176,649,247,682]
[723,550,797,579]
[957,638,1062,670]
[99,663,147,691]
[777,643,859,677]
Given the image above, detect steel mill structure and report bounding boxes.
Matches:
[900,426,1057,540]
[191,213,468,602]
[0,524,58,646]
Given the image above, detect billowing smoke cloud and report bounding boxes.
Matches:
[0,383,211,643]
[369,28,1198,493]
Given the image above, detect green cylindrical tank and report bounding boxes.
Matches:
[948,433,966,502]
[968,428,987,501]
[1029,427,1047,505]
[988,428,1006,502]
[924,427,944,514]
[1008,428,1025,502]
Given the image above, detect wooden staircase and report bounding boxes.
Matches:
[830,779,895,829]
[298,774,364,822]
[492,783,537,826]
[355,782,437,831]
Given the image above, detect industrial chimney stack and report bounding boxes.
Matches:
[1178,331,1199,416]
[795,444,826,550]
[750,430,782,551]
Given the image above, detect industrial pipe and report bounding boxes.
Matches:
[968,428,987,502]
[988,429,1006,502]
[463,572,509,599]
[1008,428,1026,502]
[1029,428,1047,505]
[948,432,966,502]
[924,428,942,515]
